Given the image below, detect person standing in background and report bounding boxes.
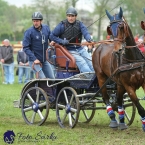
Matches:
[0,39,14,84]
[29,68,35,80]
[17,43,30,84]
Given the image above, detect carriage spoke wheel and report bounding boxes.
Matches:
[123,100,136,126]
[21,87,49,126]
[56,87,80,128]
[78,102,96,123]
[72,97,96,123]
[72,89,96,123]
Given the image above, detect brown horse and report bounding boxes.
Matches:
[92,7,145,131]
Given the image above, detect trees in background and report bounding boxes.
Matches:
[0,0,145,42]
[0,0,33,41]
[121,0,145,36]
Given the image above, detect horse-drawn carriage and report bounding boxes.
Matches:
[17,42,138,129]
[16,7,145,131]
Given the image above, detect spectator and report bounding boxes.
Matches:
[30,69,35,80]
[23,12,55,79]
[87,44,94,56]
[17,46,30,84]
[50,7,94,73]
[106,35,113,40]
[137,39,145,53]
[0,39,14,84]
[134,34,139,43]
[106,35,111,40]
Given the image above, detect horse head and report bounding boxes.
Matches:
[106,7,144,60]
[106,7,129,52]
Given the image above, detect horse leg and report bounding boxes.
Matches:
[126,86,145,132]
[136,101,145,131]
[117,85,128,130]
[106,103,118,128]
[99,78,118,128]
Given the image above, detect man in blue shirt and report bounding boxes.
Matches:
[50,7,94,73]
[23,12,55,79]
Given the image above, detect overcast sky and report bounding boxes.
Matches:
[4,0,32,7]
[4,0,94,12]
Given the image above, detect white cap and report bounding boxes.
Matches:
[138,39,143,43]
[3,39,9,42]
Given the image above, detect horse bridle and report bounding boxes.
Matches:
[107,19,129,43]
[109,18,145,63]
[107,18,144,51]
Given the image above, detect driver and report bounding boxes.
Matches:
[50,7,94,73]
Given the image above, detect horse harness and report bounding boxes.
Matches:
[107,16,145,84]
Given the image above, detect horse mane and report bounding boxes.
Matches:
[123,17,144,60]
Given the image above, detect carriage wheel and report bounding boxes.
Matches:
[123,100,136,126]
[21,87,49,126]
[72,89,96,123]
[72,100,96,123]
[79,102,96,123]
[56,87,80,128]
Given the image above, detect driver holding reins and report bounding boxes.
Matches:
[50,7,94,73]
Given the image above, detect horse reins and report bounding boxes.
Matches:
[109,17,144,50]
[69,40,113,46]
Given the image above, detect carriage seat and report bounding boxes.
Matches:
[54,44,78,70]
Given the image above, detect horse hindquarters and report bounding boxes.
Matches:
[92,44,118,128]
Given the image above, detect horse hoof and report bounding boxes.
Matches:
[109,120,118,128]
[118,123,128,130]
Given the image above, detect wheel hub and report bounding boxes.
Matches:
[32,102,39,112]
[65,104,71,114]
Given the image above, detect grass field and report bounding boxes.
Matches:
[0,71,145,145]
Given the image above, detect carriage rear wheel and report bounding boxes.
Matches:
[123,99,136,126]
[72,100,96,123]
[21,87,49,126]
[56,87,80,128]
[72,89,96,123]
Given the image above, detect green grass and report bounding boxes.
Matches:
[0,73,145,145]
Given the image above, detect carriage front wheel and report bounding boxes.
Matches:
[21,87,49,126]
[56,87,80,128]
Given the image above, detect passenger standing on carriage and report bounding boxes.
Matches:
[50,7,94,73]
[23,12,55,79]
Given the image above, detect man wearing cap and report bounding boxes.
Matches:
[23,12,55,79]
[50,7,94,73]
